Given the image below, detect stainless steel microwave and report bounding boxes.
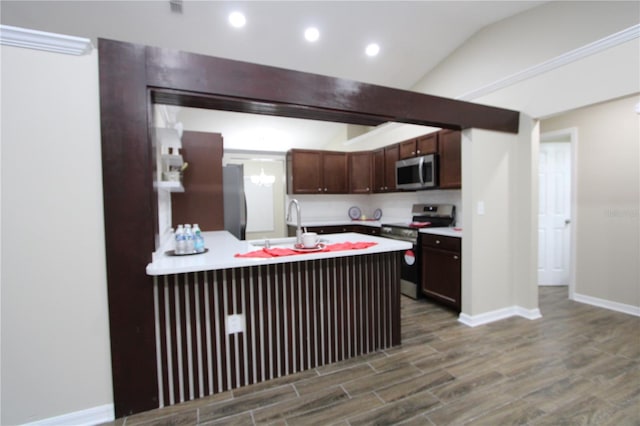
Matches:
[396,154,438,190]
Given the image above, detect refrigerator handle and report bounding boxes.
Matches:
[241,193,247,240]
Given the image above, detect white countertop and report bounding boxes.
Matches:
[146,231,412,276]
[287,219,385,228]
[288,219,462,238]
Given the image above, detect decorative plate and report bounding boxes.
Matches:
[372,208,383,220]
[348,206,362,220]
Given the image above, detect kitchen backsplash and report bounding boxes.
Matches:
[288,190,462,226]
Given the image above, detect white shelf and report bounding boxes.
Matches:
[161,154,184,167]
[156,181,184,193]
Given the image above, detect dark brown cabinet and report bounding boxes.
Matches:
[373,144,398,193]
[348,151,372,194]
[287,129,459,195]
[287,149,348,194]
[171,131,224,231]
[399,133,439,159]
[417,133,439,156]
[355,225,380,236]
[421,233,461,311]
[438,130,461,189]
[287,224,380,236]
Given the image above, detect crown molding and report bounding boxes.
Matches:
[457,24,640,101]
[0,25,92,55]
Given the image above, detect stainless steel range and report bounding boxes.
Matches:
[380,204,456,299]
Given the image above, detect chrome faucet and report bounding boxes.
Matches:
[286,199,303,245]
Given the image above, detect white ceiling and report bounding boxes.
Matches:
[2,0,546,151]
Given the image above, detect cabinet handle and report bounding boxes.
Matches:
[454,255,459,260]
[412,151,415,155]
[366,187,369,191]
[324,188,328,192]
[435,240,441,244]
[417,150,421,154]
[318,188,322,192]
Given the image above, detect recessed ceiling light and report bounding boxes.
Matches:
[304,27,320,42]
[365,43,380,57]
[228,11,246,28]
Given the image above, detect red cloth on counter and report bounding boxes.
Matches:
[323,241,377,251]
[234,241,377,259]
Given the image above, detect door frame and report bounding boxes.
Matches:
[539,127,578,299]
[98,38,520,416]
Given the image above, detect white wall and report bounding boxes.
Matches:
[460,118,539,318]
[541,95,640,309]
[411,1,639,317]
[412,1,640,102]
[1,46,113,424]
[287,190,462,227]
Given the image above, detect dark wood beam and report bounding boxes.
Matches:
[145,45,519,133]
[98,37,521,418]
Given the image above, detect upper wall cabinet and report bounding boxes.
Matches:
[373,144,399,193]
[438,130,461,189]
[287,149,348,194]
[286,129,460,195]
[348,151,372,194]
[398,133,439,159]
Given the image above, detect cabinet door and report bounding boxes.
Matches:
[384,144,399,192]
[171,131,224,231]
[421,246,461,311]
[288,149,323,194]
[353,225,380,236]
[348,151,372,193]
[439,130,461,189]
[372,148,386,193]
[322,151,348,193]
[416,133,438,156]
[399,139,417,159]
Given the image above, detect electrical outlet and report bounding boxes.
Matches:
[226,314,245,334]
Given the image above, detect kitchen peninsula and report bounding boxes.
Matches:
[146,232,410,407]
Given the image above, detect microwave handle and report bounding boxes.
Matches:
[418,156,425,185]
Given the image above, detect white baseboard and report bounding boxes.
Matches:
[23,404,114,426]
[458,305,542,327]
[573,292,640,317]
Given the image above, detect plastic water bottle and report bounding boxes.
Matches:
[193,224,205,253]
[184,224,195,254]
[175,224,186,254]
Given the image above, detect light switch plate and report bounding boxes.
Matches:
[477,201,485,215]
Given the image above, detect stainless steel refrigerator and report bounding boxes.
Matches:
[222,164,247,240]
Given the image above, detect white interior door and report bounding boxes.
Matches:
[538,142,571,285]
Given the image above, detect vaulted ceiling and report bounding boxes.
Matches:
[1,1,546,151]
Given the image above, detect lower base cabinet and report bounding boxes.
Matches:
[287,225,380,237]
[421,234,461,311]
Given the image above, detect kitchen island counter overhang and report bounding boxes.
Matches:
[147,231,411,407]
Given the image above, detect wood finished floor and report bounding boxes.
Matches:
[105,287,640,425]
